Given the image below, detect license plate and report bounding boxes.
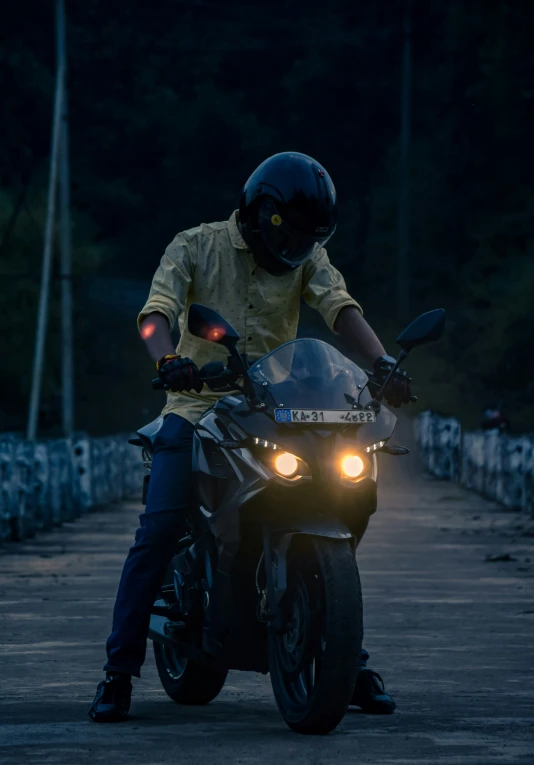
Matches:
[275,408,377,424]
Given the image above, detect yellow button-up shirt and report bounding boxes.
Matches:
[138,211,362,424]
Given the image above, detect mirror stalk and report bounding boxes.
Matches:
[375,349,408,403]
[228,347,261,408]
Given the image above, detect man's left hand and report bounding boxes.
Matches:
[369,355,413,408]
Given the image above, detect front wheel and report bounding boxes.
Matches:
[268,537,363,735]
[153,642,228,705]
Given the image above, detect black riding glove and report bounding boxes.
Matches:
[368,355,413,408]
[157,355,203,393]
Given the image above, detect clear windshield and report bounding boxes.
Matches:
[248,338,369,410]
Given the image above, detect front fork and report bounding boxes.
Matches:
[260,528,293,632]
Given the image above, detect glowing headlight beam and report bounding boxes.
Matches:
[341,454,365,479]
[274,452,299,478]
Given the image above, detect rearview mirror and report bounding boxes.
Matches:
[396,308,445,353]
[187,304,240,350]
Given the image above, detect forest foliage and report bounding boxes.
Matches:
[1,1,533,433]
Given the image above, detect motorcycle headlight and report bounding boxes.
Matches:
[274,452,299,478]
[252,439,310,481]
[341,454,365,478]
[340,453,370,483]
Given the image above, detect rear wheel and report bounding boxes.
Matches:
[153,642,228,705]
[268,537,362,735]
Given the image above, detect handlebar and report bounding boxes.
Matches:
[152,356,259,393]
[152,360,236,392]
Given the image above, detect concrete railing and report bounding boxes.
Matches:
[0,434,144,544]
[416,411,534,516]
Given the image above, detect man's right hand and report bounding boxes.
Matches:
[157,355,203,393]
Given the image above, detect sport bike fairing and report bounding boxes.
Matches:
[192,339,397,549]
[247,338,397,447]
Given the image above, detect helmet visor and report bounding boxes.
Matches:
[257,201,334,267]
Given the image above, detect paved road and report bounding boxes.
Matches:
[1,421,533,764]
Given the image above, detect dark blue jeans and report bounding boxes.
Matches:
[105,414,195,677]
[104,414,369,677]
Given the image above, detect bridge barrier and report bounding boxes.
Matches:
[4,414,532,544]
[416,411,534,515]
[0,434,144,544]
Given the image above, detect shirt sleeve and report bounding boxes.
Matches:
[137,233,194,331]
[302,247,362,333]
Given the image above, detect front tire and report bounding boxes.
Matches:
[153,642,228,705]
[268,537,363,735]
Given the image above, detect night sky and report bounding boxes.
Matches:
[1,1,533,434]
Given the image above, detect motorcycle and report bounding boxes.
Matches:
[130,303,445,734]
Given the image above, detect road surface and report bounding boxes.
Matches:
[1,421,533,764]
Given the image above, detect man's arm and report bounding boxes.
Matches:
[301,249,412,405]
[336,305,413,407]
[302,249,386,363]
[334,305,386,365]
[140,311,202,392]
[139,312,176,363]
[301,249,414,404]
[137,231,194,361]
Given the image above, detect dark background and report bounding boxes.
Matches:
[1,0,533,435]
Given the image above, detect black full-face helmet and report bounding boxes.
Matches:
[239,152,337,276]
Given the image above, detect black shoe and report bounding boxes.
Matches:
[89,673,132,722]
[350,669,396,714]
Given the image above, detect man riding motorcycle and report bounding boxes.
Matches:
[89,151,412,722]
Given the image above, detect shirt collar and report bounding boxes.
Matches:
[228,210,249,250]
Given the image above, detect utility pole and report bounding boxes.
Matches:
[57,0,74,437]
[27,0,72,441]
[27,65,64,441]
[396,0,412,321]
